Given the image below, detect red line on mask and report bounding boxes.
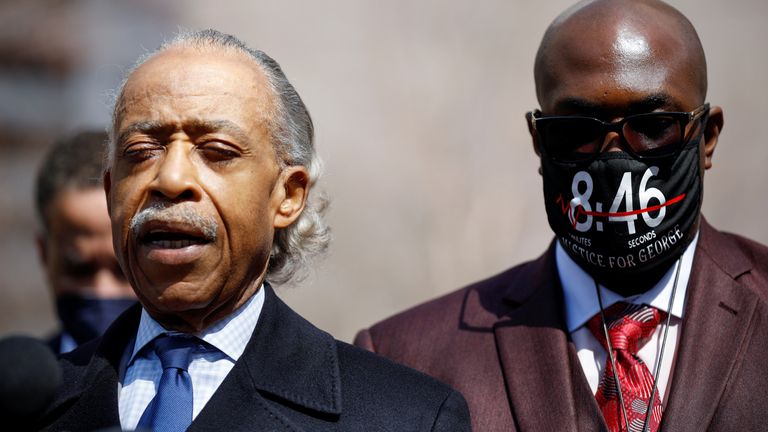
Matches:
[556,193,686,228]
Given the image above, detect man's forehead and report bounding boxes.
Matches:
[49,188,111,232]
[550,10,686,56]
[543,28,687,100]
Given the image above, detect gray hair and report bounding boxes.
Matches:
[109,29,330,285]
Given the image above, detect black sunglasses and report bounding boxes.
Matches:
[527,103,710,163]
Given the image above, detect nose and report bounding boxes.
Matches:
[92,266,132,298]
[601,130,624,153]
[149,142,202,201]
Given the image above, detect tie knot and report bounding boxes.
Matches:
[152,334,197,371]
[587,303,665,353]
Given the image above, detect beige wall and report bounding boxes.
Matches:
[1,0,766,342]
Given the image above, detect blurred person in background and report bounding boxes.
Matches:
[35,130,137,354]
[356,0,768,431]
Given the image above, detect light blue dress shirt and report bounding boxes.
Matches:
[118,286,265,431]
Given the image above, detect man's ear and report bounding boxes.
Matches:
[526,111,542,157]
[35,232,47,266]
[274,166,310,229]
[103,169,112,214]
[702,105,724,170]
[526,112,544,175]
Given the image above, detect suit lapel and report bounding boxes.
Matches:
[45,305,141,430]
[662,221,759,431]
[495,244,605,432]
[50,364,121,430]
[190,284,342,431]
[188,360,301,432]
[491,220,759,431]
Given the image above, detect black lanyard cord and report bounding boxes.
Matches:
[642,257,682,432]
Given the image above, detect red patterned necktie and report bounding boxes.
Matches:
[587,303,665,432]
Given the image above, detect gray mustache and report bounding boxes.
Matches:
[130,202,219,241]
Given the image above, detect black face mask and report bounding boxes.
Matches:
[56,296,137,345]
[541,139,703,286]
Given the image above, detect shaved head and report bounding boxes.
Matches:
[534,0,707,110]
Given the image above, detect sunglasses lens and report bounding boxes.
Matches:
[623,115,682,156]
[533,109,699,162]
[538,117,603,161]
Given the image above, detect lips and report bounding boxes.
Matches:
[135,220,216,265]
[142,230,211,249]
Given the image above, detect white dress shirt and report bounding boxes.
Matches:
[556,234,698,402]
[118,285,265,431]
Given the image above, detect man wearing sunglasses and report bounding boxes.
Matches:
[356,0,768,431]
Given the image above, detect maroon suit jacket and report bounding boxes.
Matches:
[355,220,768,431]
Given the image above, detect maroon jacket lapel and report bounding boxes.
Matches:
[495,243,605,432]
[661,220,760,431]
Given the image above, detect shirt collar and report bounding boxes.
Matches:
[557,233,698,333]
[128,284,265,365]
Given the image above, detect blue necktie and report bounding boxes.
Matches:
[137,335,196,432]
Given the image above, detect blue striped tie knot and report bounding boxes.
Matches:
[156,335,195,371]
[137,334,198,432]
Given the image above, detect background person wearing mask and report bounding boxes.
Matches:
[35,130,136,353]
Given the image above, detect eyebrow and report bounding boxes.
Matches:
[552,98,602,114]
[116,121,171,146]
[184,119,252,143]
[117,119,253,146]
[627,94,677,112]
[553,93,678,117]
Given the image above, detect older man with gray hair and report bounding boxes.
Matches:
[39,30,470,432]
